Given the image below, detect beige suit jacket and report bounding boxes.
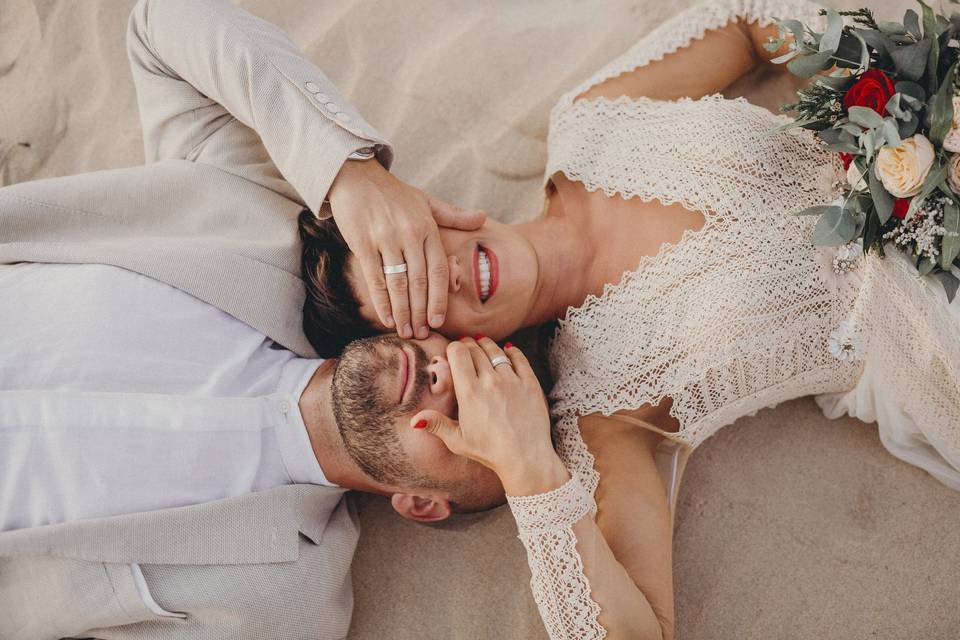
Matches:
[0,0,392,637]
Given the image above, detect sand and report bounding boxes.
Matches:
[2,1,958,638]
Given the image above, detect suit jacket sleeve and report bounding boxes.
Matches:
[125,0,393,215]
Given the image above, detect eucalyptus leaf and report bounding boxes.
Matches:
[811,205,857,246]
[787,49,835,78]
[918,256,937,275]
[795,204,841,216]
[878,21,908,35]
[778,19,806,44]
[837,30,870,71]
[886,94,907,119]
[941,198,960,269]
[863,128,877,159]
[920,0,939,37]
[848,105,884,129]
[820,9,844,52]
[882,118,902,147]
[854,28,891,56]
[929,60,958,146]
[868,163,894,223]
[889,39,932,81]
[932,270,960,303]
[863,206,881,250]
[904,9,921,39]
[818,127,843,144]
[898,112,920,137]
[770,50,800,64]
[838,122,863,136]
[894,80,926,103]
[906,164,948,218]
[767,117,820,134]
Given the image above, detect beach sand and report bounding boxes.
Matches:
[2,1,958,638]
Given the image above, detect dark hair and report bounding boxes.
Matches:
[298,209,381,358]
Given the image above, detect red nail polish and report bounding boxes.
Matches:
[413,419,428,429]
[504,342,514,349]
[474,333,485,340]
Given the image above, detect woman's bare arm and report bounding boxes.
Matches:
[576,19,791,103]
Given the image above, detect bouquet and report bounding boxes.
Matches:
[770,2,960,301]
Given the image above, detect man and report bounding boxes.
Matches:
[0,0,501,637]
[0,261,503,639]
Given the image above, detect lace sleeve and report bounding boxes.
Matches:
[553,0,828,113]
[506,474,604,640]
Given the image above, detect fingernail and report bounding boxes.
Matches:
[401,323,413,338]
[385,315,394,328]
[459,336,470,341]
[430,314,445,327]
[504,342,514,349]
[416,326,429,340]
[413,419,428,429]
[474,333,485,340]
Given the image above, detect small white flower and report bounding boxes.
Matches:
[832,241,863,274]
[827,320,861,362]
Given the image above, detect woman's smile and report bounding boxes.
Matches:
[473,244,500,303]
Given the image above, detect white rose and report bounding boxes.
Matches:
[942,96,960,153]
[874,134,935,198]
[846,162,867,190]
[948,153,960,195]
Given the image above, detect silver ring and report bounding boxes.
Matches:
[382,263,408,275]
[490,355,512,368]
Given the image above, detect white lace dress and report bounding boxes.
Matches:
[504,1,960,638]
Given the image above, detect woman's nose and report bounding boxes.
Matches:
[447,255,461,293]
[427,355,452,397]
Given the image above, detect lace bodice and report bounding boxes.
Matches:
[505,1,844,638]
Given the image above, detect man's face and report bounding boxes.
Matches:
[331,333,503,508]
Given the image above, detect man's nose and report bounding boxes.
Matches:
[427,355,452,397]
[448,255,462,293]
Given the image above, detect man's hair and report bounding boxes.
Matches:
[298,210,381,358]
[330,335,502,513]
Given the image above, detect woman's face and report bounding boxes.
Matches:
[349,219,538,340]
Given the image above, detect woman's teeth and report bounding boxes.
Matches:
[479,248,491,302]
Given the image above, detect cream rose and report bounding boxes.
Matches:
[874,134,935,198]
[846,162,867,190]
[942,96,960,153]
[948,153,960,195]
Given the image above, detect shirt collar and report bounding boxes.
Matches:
[274,358,338,487]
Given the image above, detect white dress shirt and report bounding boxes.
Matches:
[0,263,332,533]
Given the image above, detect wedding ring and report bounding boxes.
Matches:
[490,355,512,368]
[382,263,408,275]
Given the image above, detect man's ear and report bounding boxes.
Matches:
[390,493,452,522]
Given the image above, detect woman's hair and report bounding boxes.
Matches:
[298,209,381,358]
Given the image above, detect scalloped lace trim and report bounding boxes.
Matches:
[507,474,604,640]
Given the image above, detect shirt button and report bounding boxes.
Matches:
[279,401,291,414]
[313,92,330,103]
[324,102,340,113]
[304,81,320,93]
[336,112,351,122]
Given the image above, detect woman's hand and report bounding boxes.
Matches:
[409,337,569,496]
[328,159,485,340]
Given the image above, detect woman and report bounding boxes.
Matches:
[302,1,960,637]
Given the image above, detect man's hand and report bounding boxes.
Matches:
[409,338,568,496]
[327,159,485,339]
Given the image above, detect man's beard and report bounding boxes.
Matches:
[330,334,432,487]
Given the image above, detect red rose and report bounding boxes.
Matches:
[839,152,853,170]
[843,69,896,117]
[892,198,911,219]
